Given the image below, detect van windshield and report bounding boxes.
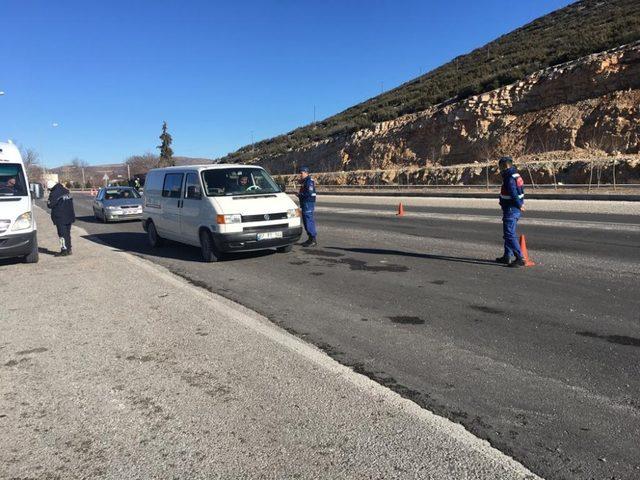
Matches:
[0,164,28,197]
[201,168,281,196]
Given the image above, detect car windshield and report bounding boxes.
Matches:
[201,168,280,196]
[0,163,28,197]
[103,188,141,200]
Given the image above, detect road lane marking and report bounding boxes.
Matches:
[317,206,640,233]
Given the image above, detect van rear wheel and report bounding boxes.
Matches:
[147,221,164,248]
[199,230,219,263]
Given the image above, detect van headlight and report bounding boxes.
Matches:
[287,208,301,218]
[12,211,33,231]
[106,206,118,210]
[216,214,242,224]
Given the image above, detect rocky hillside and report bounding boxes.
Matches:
[220,0,640,185]
[264,42,639,179]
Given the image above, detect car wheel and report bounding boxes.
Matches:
[23,236,39,264]
[276,244,293,253]
[101,209,109,223]
[199,230,219,263]
[147,221,164,248]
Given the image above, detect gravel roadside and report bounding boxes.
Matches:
[0,207,540,480]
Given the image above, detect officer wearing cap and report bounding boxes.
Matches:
[496,156,526,267]
[297,166,317,247]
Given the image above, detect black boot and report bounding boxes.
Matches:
[509,257,525,268]
[55,249,69,257]
[495,255,511,265]
[302,236,317,247]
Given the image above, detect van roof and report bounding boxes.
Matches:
[148,164,263,173]
[0,142,23,164]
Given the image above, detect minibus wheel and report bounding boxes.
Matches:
[147,221,164,248]
[199,230,219,263]
[23,238,39,264]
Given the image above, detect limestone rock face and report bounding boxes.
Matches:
[259,42,640,179]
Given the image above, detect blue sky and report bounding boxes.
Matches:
[2,0,574,167]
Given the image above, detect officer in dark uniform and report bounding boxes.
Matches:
[496,156,526,267]
[46,180,76,257]
[297,166,317,247]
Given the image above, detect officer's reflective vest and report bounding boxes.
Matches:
[499,169,524,208]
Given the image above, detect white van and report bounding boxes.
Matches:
[0,142,38,263]
[142,165,302,262]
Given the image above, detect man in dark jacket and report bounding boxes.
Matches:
[496,156,526,268]
[46,181,76,256]
[297,166,317,247]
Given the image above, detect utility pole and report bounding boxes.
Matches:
[127,163,131,181]
[81,167,86,191]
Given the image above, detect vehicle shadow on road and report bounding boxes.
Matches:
[81,232,276,263]
[76,215,103,224]
[76,215,142,224]
[82,232,202,261]
[328,247,505,267]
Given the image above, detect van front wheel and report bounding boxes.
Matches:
[199,230,219,263]
[23,237,39,264]
[147,222,164,248]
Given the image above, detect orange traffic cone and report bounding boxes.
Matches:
[519,235,535,267]
[396,202,405,216]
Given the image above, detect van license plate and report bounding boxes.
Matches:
[257,231,283,241]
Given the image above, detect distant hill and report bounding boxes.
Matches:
[50,156,213,186]
[221,0,640,165]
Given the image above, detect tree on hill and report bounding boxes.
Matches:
[20,146,44,182]
[157,121,174,167]
[126,152,159,175]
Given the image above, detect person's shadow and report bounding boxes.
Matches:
[38,247,59,256]
[327,247,505,267]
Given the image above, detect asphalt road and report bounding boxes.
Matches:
[52,195,640,480]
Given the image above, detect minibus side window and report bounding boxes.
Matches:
[162,173,183,199]
[184,173,202,200]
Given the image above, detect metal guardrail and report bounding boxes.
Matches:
[273,157,639,192]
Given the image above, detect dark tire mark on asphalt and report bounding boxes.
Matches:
[469,305,506,315]
[15,347,48,356]
[388,316,425,325]
[576,331,640,347]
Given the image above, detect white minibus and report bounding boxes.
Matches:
[0,142,38,263]
[142,165,302,262]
